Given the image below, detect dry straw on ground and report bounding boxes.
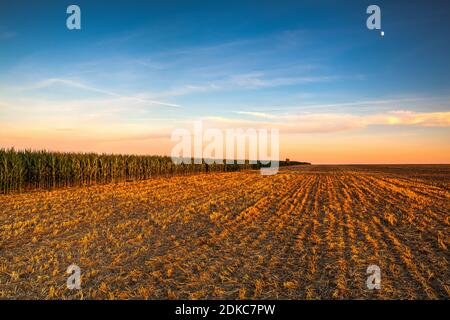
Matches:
[0,165,448,299]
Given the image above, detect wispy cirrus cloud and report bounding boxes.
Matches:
[14,78,182,108]
[233,111,278,119]
[269,97,437,112]
[368,110,450,127]
[218,109,450,134]
[144,72,336,99]
[228,73,335,89]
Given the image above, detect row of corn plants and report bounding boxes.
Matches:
[2,148,296,193]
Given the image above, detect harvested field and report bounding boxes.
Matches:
[0,165,448,299]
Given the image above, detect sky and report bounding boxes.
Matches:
[0,0,449,164]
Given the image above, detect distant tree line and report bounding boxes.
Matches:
[0,148,310,193]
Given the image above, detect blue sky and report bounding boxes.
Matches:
[0,0,449,163]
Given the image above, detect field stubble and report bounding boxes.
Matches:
[0,165,448,299]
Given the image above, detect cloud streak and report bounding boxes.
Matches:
[214,110,450,134]
[145,73,336,99]
[18,78,182,108]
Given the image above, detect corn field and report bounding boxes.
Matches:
[0,148,305,193]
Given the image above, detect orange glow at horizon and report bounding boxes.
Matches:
[1,127,449,164]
